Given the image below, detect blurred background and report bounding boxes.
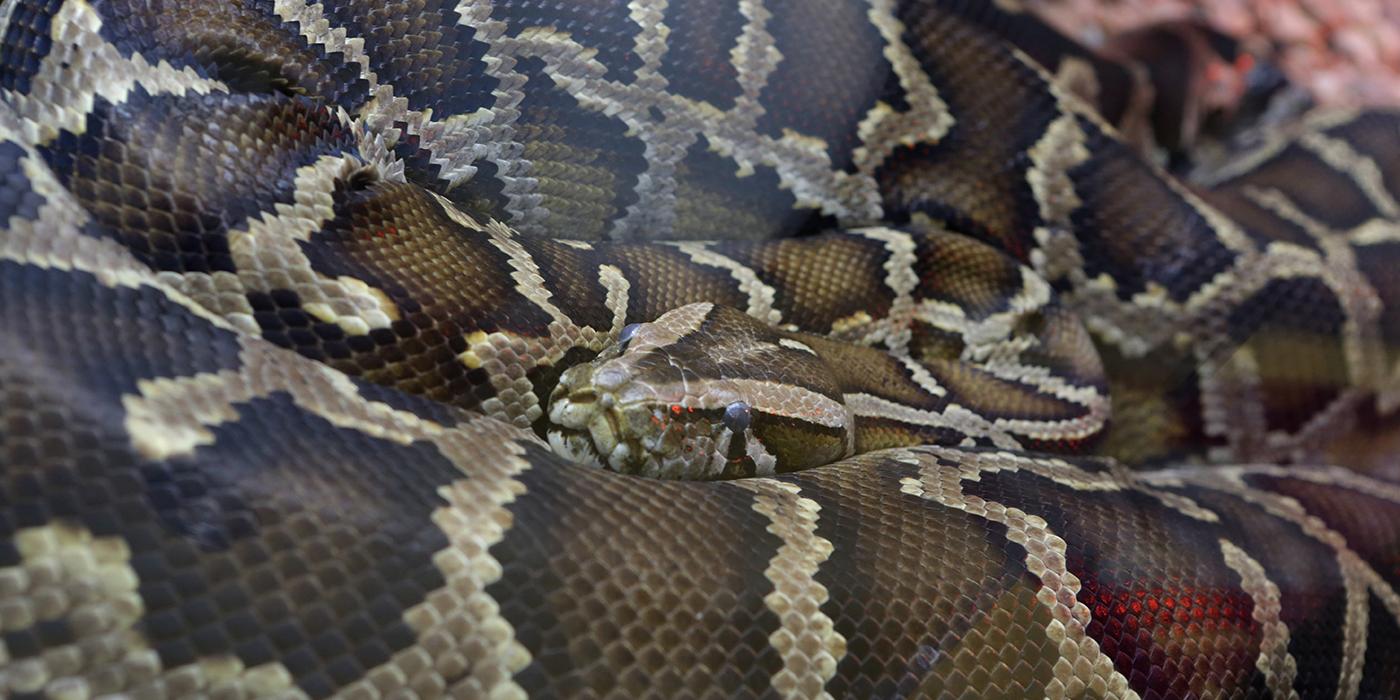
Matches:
[1029,0,1400,108]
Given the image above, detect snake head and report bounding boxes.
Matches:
[546,303,853,479]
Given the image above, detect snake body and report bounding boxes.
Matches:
[3,0,1400,697]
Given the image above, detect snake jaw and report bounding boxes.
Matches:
[547,358,735,477]
[547,388,721,476]
[548,388,632,468]
[547,426,606,468]
[547,361,660,472]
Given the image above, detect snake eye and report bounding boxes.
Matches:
[618,322,643,349]
[722,401,752,433]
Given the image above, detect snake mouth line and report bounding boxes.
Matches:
[546,426,606,469]
[546,420,649,472]
[548,383,664,472]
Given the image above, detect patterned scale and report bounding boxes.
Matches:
[2,0,1400,698]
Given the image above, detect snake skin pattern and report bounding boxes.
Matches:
[4,0,1400,697]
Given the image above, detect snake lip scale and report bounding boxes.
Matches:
[546,424,604,468]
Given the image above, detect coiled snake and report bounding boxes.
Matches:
[3,0,1400,697]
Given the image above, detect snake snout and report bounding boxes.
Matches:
[546,363,641,471]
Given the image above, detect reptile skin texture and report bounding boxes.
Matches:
[2,0,1400,698]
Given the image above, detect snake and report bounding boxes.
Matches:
[3,0,1400,697]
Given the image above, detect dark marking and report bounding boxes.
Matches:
[1067,116,1236,301]
[670,135,812,240]
[39,90,355,275]
[1247,474,1400,595]
[496,2,644,83]
[658,0,747,110]
[309,0,498,116]
[0,141,45,224]
[1359,592,1400,697]
[1226,277,1348,435]
[797,458,1045,697]
[755,0,900,167]
[512,56,648,240]
[0,0,61,94]
[963,469,1268,699]
[494,442,785,695]
[138,394,457,696]
[1171,483,1350,696]
[0,263,245,400]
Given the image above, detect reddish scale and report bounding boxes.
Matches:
[1080,570,1258,696]
[1204,60,1227,84]
[655,405,700,457]
[645,407,689,456]
[364,225,399,241]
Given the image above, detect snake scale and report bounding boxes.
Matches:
[3,0,1400,697]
